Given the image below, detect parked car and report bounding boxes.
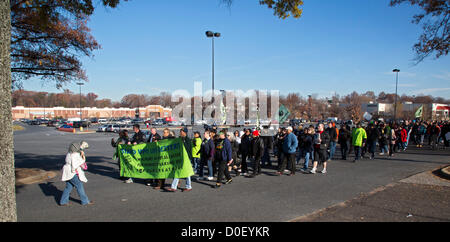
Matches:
[58,124,74,132]
[119,124,132,132]
[47,120,61,127]
[72,121,90,128]
[29,119,41,125]
[97,125,108,132]
[98,118,108,124]
[168,121,182,126]
[106,124,121,133]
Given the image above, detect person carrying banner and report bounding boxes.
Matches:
[167,127,193,192]
[111,130,129,181]
[154,128,174,190]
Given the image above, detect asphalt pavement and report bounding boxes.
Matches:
[13,123,450,222]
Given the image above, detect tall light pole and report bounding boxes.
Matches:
[205,31,221,98]
[393,69,400,122]
[76,82,84,121]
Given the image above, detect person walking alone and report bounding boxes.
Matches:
[60,141,94,206]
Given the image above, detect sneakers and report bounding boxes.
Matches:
[225,179,233,184]
[320,169,327,174]
[124,178,133,184]
[300,168,308,173]
[207,177,214,181]
[310,169,316,174]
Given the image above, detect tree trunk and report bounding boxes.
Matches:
[0,0,16,222]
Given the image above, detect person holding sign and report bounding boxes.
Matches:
[167,128,193,192]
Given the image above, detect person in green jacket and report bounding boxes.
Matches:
[192,131,203,176]
[352,122,367,162]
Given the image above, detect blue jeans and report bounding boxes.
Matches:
[193,158,201,174]
[262,148,271,166]
[199,159,213,178]
[355,146,362,160]
[381,145,388,154]
[171,176,192,189]
[60,175,90,205]
[296,148,305,165]
[303,151,311,170]
[329,141,336,160]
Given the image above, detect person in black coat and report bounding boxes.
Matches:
[199,130,215,180]
[240,129,252,175]
[129,124,146,145]
[366,123,380,159]
[249,130,265,178]
[214,131,233,188]
[261,135,274,167]
[147,127,161,143]
[338,125,351,160]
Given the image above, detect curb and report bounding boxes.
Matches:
[439,166,450,180]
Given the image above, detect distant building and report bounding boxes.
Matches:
[12,105,172,120]
[340,102,450,121]
[360,102,449,120]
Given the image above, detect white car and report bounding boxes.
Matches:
[97,125,108,132]
[168,121,182,126]
[106,124,121,133]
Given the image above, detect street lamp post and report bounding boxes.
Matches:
[76,82,84,121]
[393,69,400,122]
[205,31,221,98]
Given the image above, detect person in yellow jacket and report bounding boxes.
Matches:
[352,123,367,163]
[192,131,203,177]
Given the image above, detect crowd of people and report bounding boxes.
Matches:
[108,120,449,191]
[60,120,449,205]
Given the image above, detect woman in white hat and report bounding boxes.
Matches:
[60,141,94,206]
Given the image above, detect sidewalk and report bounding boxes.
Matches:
[292,167,450,222]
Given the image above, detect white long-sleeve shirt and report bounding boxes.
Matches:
[61,152,88,183]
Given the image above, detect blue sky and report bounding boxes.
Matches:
[22,0,450,102]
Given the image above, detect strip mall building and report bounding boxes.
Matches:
[12,105,172,120]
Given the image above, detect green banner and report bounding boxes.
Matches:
[118,138,194,179]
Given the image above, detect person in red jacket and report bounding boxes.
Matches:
[400,125,408,151]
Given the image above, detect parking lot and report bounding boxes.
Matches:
[13,122,450,222]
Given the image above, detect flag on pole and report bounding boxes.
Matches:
[278,104,290,124]
[415,105,423,118]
